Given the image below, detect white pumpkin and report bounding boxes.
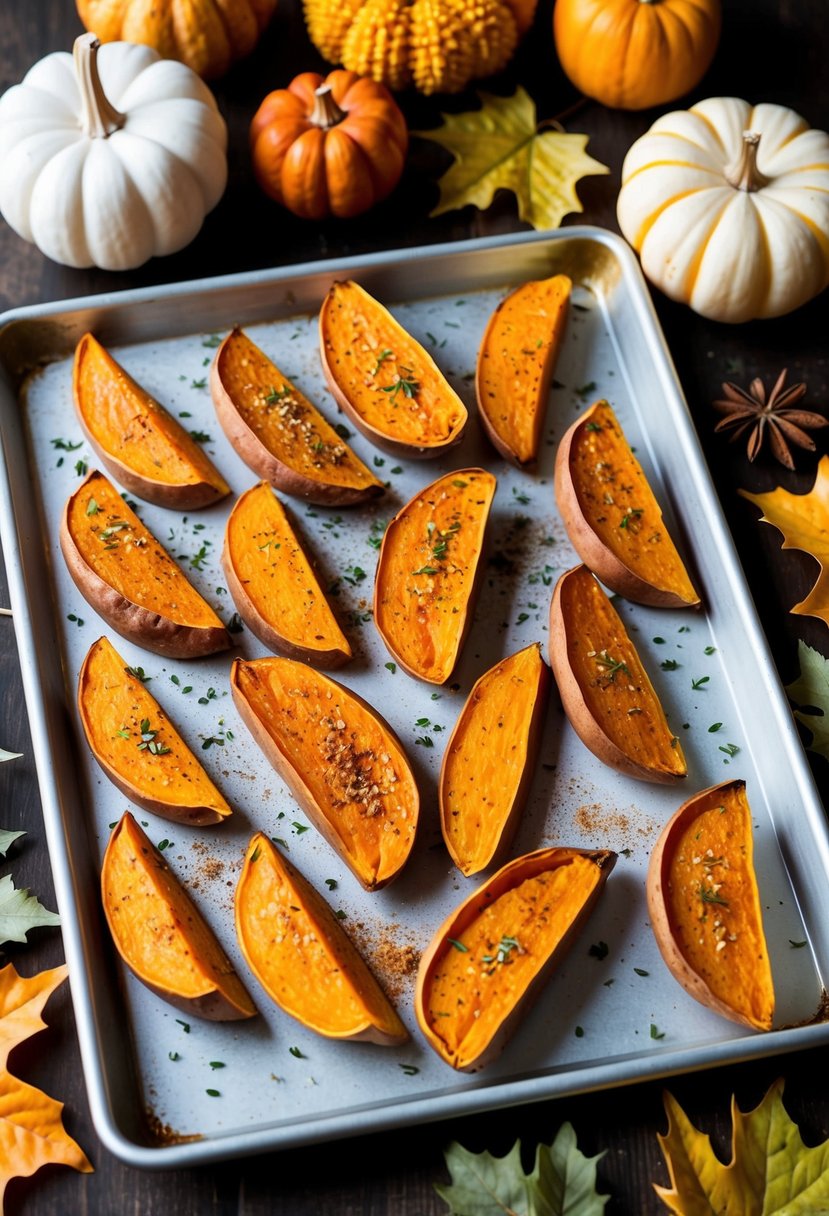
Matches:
[0,33,227,270]
[617,97,829,323]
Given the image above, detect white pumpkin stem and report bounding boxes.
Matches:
[725,131,769,192]
[73,33,125,139]
[310,84,346,130]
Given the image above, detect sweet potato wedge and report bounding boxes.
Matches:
[374,468,496,684]
[555,399,700,608]
[476,274,571,466]
[60,469,230,658]
[222,481,351,667]
[211,327,383,506]
[235,833,408,1045]
[73,332,230,510]
[78,636,232,826]
[549,564,687,784]
[440,643,551,875]
[230,657,419,890]
[647,779,774,1031]
[102,812,256,1021]
[415,846,616,1071]
[319,280,468,459]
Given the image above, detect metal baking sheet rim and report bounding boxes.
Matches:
[1,226,828,1169]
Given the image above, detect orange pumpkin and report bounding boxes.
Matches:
[553,0,721,111]
[76,0,278,79]
[250,70,408,220]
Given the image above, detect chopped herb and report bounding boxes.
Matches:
[74,459,88,477]
[481,935,522,968]
[653,637,666,645]
[198,688,218,705]
[373,456,386,468]
[620,848,632,858]
[324,878,338,891]
[137,720,170,755]
[292,822,310,834]
[699,884,729,907]
[206,1089,220,1097]
[650,1023,665,1040]
[704,645,717,655]
[516,612,530,625]
[691,676,710,690]
[157,839,171,851]
[202,334,222,348]
[400,1063,420,1075]
[51,437,83,451]
[415,717,430,727]
[588,940,608,960]
[289,1046,305,1058]
[719,742,740,757]
[190,378,207,390]
[447,938,468,953]
[334,909,347,920]
[594,650,629,684]
[585,421,602,432]
[619,507,643,530]
[343,566,367,586]
[412,565,439,576]
[265,384,292,404]
[512,487,530,505]
[660,659,680,671]
[189,543,210,570]
[384,662,397,674]
[126,665,151,683]
[372,349,394,375]
[414,735,434,748]
[179,410,192,418]
[249,844,262,863]
[380,370,419,403]
[575,381,597,398]
[86,498,100,516]
[188,430,211,444]
[708,723,723,733]
[452,479,468,488]
[574,1026,585,1038]
[789,940,807,949]
[176,1019,190,1033]
[390,465,403,475]
[335,423,352,440]
[168,1051,180,1061]
[67,613,85,627]
[633,968,649,977]
[227,612,244,633]
[201,736,224,750]
[209,1061,226,1070]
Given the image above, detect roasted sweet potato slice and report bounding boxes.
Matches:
[319,280,468,459]
[79,636,231,826]
[73,333,230,510]
[476,274,571,466]
[647,780,774,1031]
[236,833,408,1045]
[416,846,616,1071]
[230,657,419,890]
[555,399,700,608]
[102,812,256,1021]
[440,643,551,875]
[549,565,687,783]
[211,327,382,506]
[60,469,230,658]
[374,468,496,684]
[222,481,351,667]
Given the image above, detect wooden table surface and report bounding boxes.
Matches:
[1,2,829,1212]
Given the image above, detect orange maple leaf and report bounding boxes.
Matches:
[740,455,829,627]
[0,963,92,1211]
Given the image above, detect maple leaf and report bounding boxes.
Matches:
[655,1078,829,1214]
[0,963,93,1209]
[412,88,609,230]
[0,874,59,946]
[740,456,829,626]
[785,640,829,762]
[436,1121,608,1215]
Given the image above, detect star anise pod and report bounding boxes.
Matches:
[713,369,827,470]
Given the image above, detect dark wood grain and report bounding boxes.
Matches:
[2,2,829,1213]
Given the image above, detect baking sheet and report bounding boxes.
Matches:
[1,228,828,1169]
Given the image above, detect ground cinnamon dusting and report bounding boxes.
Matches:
[346,919,421,1001]
[573,801,657,850]
[144,1108,202,1146]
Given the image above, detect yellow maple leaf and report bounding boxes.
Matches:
[655,1078,829,1214]
[740,454,829,626]
[412,87,609,230]
[0,963,92,1210]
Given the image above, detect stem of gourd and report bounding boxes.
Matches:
[310,85,346,130]
[725,131,769,192]
[73,32,126,139]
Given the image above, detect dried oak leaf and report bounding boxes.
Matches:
[655,1078,829,1214]
[412,88,609,230]
[740,455,829,627]
[0,963,92,1210]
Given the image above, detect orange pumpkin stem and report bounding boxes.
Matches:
[310,84,346,130]
[725,131,769,192]
[73,33,125,139]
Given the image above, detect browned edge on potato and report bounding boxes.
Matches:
[319,279,468,459]
[415,846,616,1071]
[555,399,701,608]
[647,778,774,1031]
[235,832,409,1044]
[210,327,384,506]
[374,468,497,684]
[549,564,687,783]
[60,469,231,658]
[439,643,551,875]
[222,481,351,667]
[102,811,256,1021]
[476,273,571,467]
[78,636,232,826]
[229,656,419,890]
[73,332,230,510]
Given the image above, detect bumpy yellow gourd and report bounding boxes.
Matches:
[304,0,536,95]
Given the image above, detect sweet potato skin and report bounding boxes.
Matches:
[415,846,616,1071]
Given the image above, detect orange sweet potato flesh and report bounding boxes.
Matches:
[74,333,229,509]
[235,833,408,1044]
[222,481,351,667]
[319,280,468,458]
[79,636,231,826]
[102,812,256,1021]
[549,565,687,783]
[440,643,551,875]
[230,657,419,890]
[60,469,229,658]
[476,274,571,467]
[416,846,616,1071]
[374,468,496,684]
[211,328,383,506]
[555,400,700,608]
[647,780,774,1031]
